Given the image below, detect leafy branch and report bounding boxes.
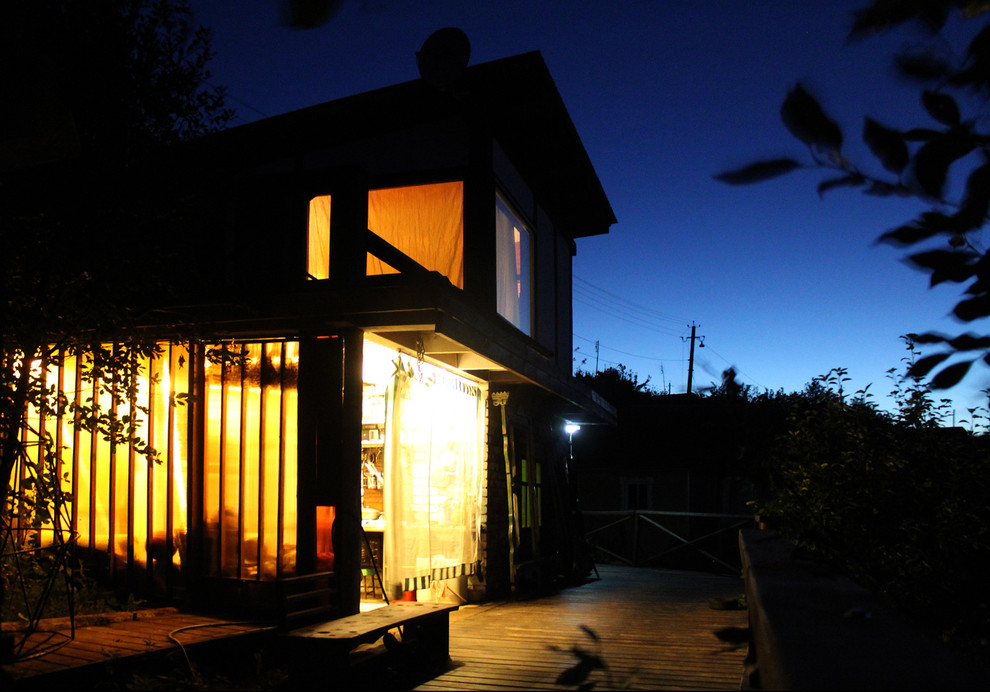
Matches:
[716,1,990,388]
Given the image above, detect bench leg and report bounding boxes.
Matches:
[401,612,450,668]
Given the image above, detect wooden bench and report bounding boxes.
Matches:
[282,601,459,685]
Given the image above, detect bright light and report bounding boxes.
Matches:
[564,423,581,435]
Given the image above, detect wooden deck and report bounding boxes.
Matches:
[2,565,749,690]
[417,564,749,691]
[2,608,277,687]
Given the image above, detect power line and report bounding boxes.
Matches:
[573,295,686,337]
[704,345,768,390]
[574,276,690,326]
[573,335,686,363]
[572,276,691,339]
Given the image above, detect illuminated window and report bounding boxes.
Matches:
[204,341,298,580]
[367,181,464,288]
[11,343,192,587]
[495,193,533,335]
[315,505,335,572]
[307,184,465,287]
[307,195,331,280]
[10,340,300,593]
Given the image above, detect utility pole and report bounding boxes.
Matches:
[682,323,704,395]
[595,340,600,373]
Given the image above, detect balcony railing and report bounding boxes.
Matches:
[583,510,756,574]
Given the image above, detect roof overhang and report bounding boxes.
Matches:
[194,51,615,241]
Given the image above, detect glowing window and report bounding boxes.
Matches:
[204,341,298,580]
[367,181,464,288]
[495,193,533,335]
[307,195,331,280]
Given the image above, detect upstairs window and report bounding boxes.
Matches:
[307,195,331,280]
[306,182,464,288]
[367,181,464,288]
[495,193,533,335]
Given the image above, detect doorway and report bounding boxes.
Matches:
[360,337,485,604]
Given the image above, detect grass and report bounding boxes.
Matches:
[2,552,132,627]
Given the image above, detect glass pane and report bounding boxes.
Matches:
[316,506,335,572]
[130,354,151,569]
[170,344,190,571]
[307,195,331,280]
[260,342,283,580]
[221,359,242,578]
[151,354,169,552]
[281,342,299,576]
[241,344,262,578]
[93,369,112,554]
[112,385,130,567]
[367,182,464,288]
[203,354,223,573]
[22,359,43,547]
[59,355,76,532]
[75,372,94,550]
[495,193,533,335]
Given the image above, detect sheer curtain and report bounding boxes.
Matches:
[495,193,532,335]
[383,357,484,598]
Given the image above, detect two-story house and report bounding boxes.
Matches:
[11,51,616,623]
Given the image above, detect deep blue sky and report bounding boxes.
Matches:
[190,0,990,421]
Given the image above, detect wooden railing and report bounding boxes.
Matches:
[582,510,756,574]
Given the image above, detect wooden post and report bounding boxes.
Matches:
[492,392,516,589]
[631,510,639,567]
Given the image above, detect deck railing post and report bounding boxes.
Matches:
[631,510,639,567]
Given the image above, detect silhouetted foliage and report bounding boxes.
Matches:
[1,0,231,567]
[575,365,656,407]
[751,367,990,650]
[578,353,989,648]
[716,0,990,389]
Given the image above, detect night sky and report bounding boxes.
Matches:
[189,0,990,421]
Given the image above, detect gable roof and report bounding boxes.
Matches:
[204,51,615,239]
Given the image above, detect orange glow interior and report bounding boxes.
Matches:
[12,340,298,589]
[204,341,298,580]
[307,182,464,288]
[307,195,331,280]
[315,505,335,572]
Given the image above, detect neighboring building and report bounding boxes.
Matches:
[572,393,757,572]
[9,52,616,622]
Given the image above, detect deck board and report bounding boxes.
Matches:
[415,565,748,691]
[2,612,277,684]
[3,565,747,690]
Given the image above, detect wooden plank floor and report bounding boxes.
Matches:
[3,566,747,690]
[2,609,277,685]
[416,565,749,691]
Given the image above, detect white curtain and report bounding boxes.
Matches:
[495,193,532,335]
[383,357,483,597]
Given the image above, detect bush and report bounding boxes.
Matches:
[754,369,990,651]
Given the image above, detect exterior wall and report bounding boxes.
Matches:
[483,385,587,598]
[534,204,556,355]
